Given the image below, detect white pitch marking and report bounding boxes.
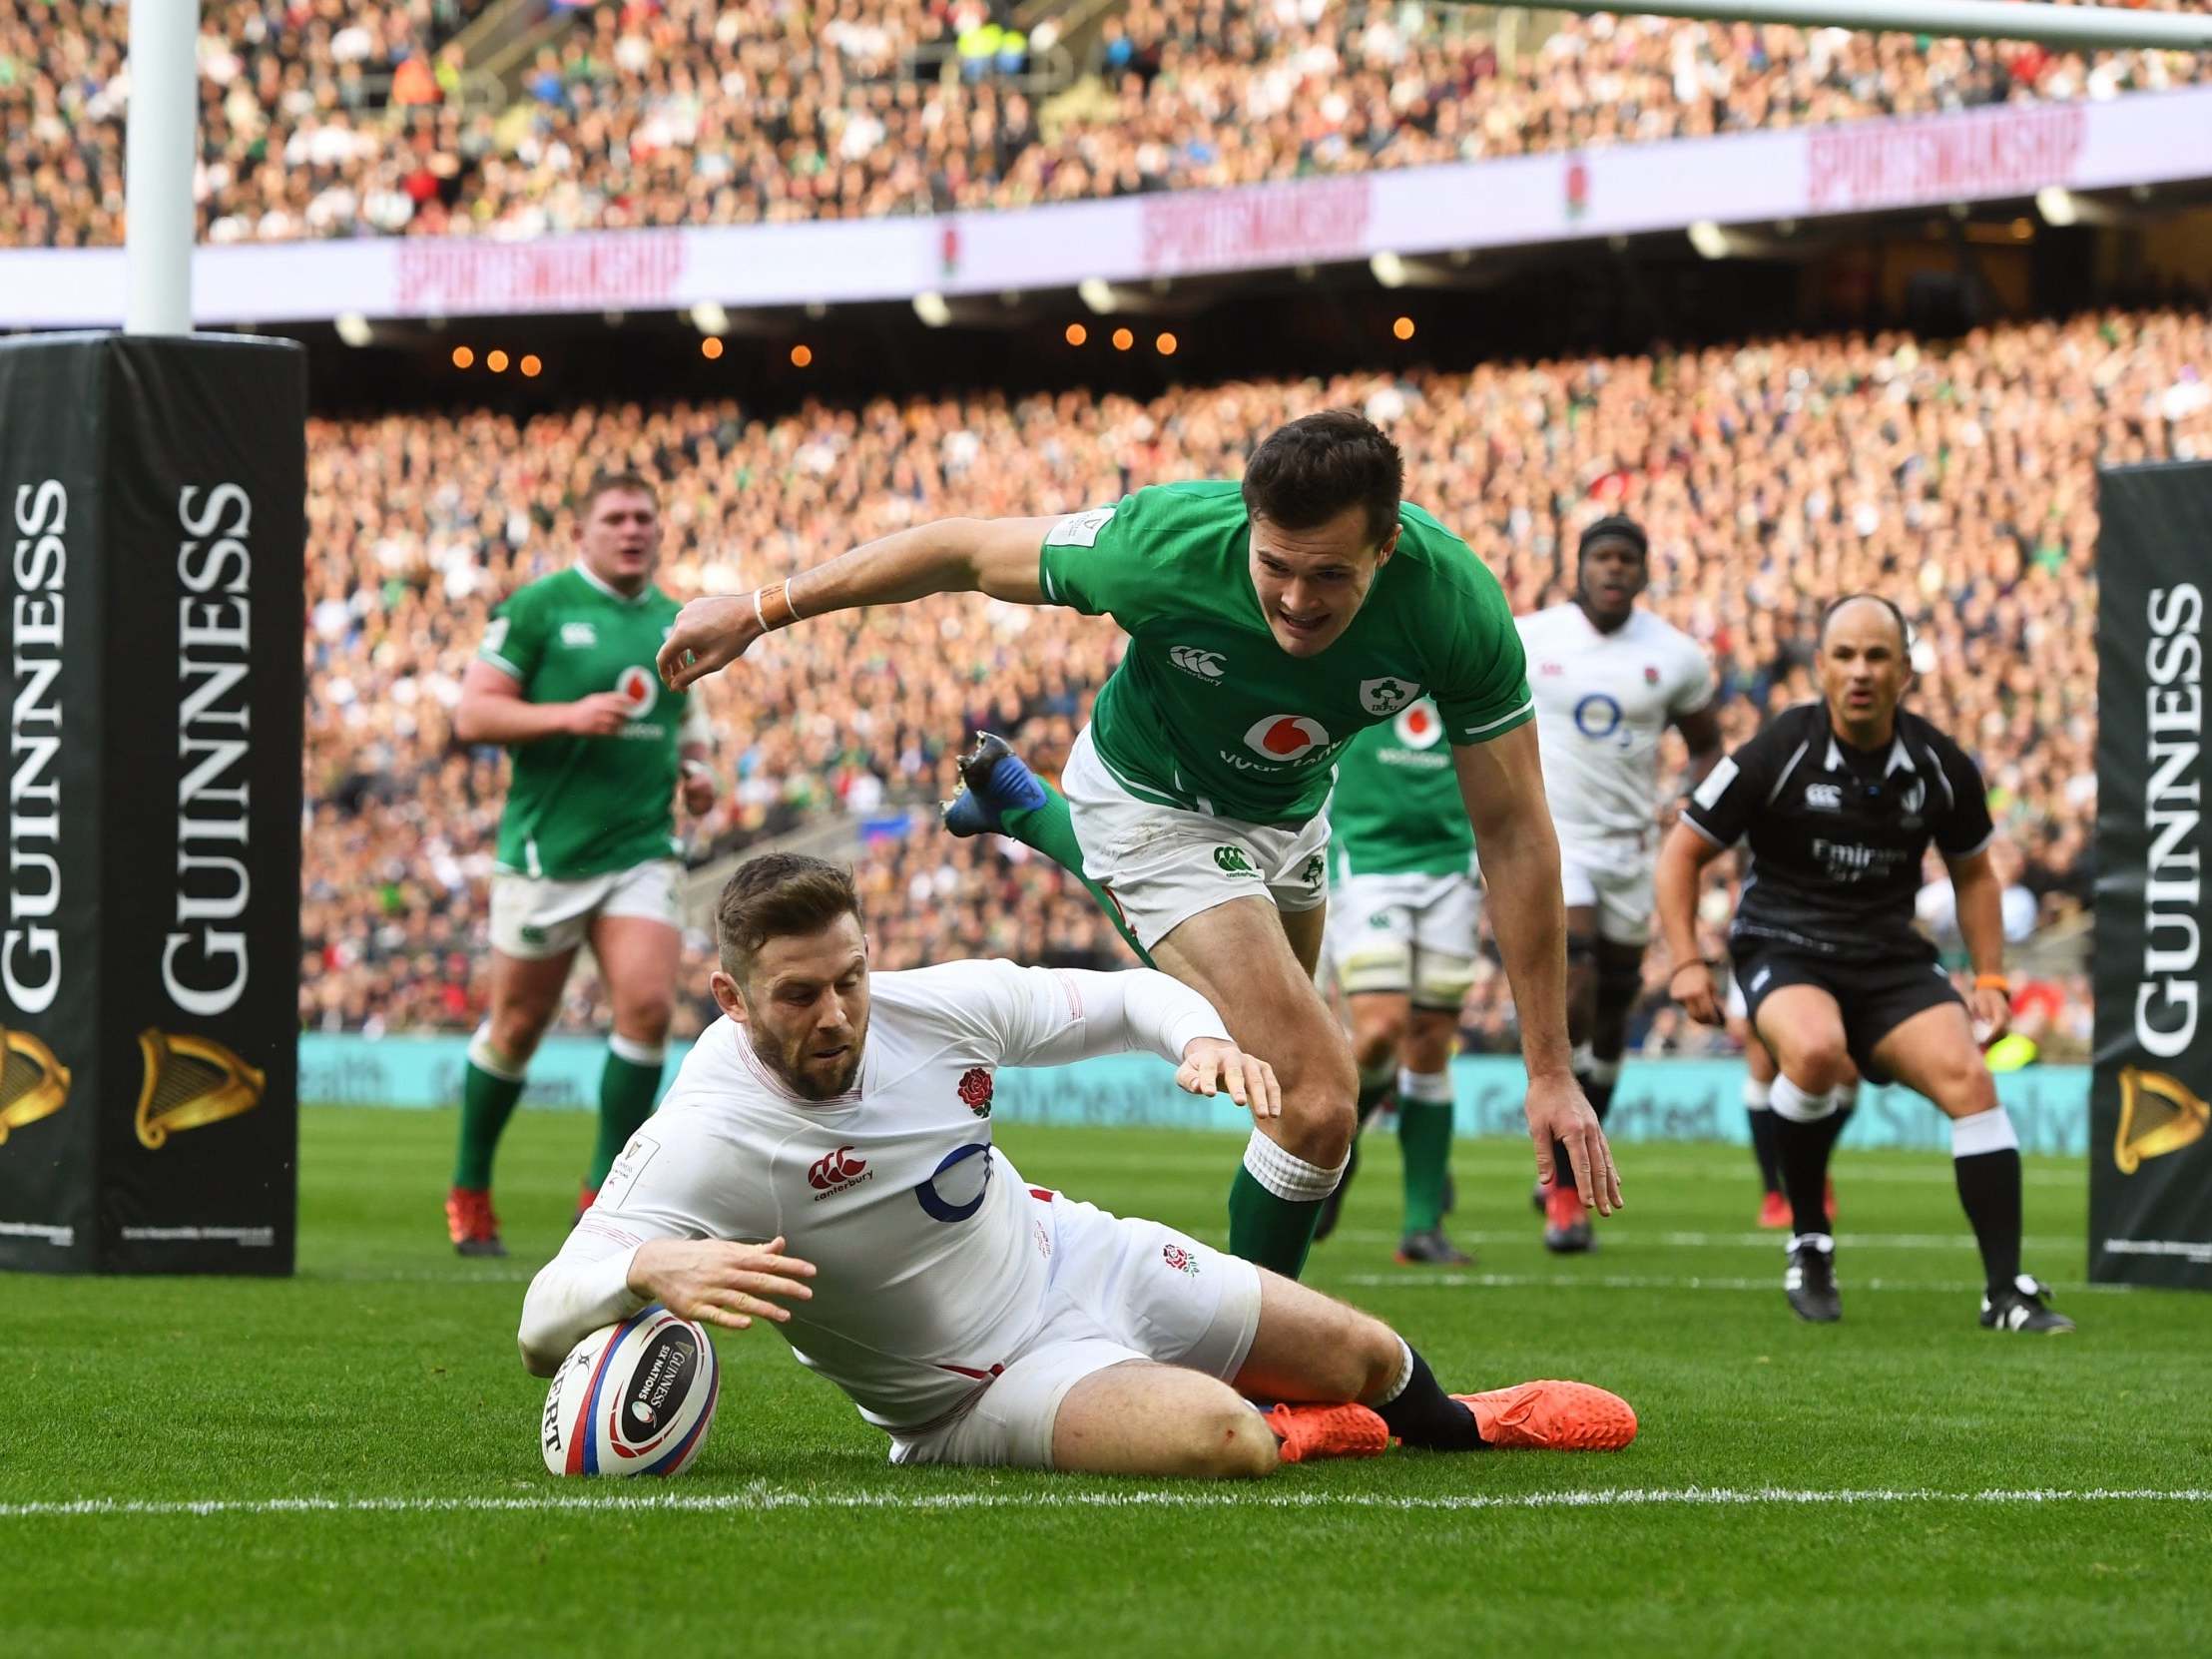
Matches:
[1333,1272,2130,1296]
[1322,1229,2076,1252]
[2,1486,2205,1521]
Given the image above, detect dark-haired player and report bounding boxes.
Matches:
[658,410,1620,1282]
[1655,595,2071,1332]
[1516,517,1722,1250]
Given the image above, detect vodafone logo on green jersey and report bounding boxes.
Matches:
[1393,700,1443,749]
[615,665,656,718]
[1242,715,1330,765]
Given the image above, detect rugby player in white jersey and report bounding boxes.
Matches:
[1515,518,1722,1251]
[519,853,1636,1475]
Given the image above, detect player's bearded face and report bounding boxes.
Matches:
[721,917,872,1100]
[580,488,662,591]
[1248,505,1396,657]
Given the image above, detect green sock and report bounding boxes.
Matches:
[1229,1165,1327,1279]
[1002,782,1156,967]
[589,1042,665,1190]
[453,1051,526,1190]
[1398,1099,1454,1234]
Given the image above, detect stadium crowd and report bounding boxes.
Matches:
[9,0,2208,245]
[293,300,2212,1052]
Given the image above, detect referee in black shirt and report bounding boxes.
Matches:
[1654,596,2072,1333]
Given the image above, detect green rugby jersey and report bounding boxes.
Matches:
[1328,697,1475,879]
[477,565,689,879]
[1038,481,1529,825]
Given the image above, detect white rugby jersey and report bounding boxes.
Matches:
[516,960,1229,1435]
[1515,604,1714,844]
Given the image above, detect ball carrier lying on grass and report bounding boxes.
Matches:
[519,854,1636,1475]
[658,410,1620,1284]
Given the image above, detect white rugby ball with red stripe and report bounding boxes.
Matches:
[541,1306,721,1478]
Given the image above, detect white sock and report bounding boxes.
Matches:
[1584,1055,1622,1086]
[1379,1337,1415,1404]
[608,1032,667,1067]
[1743,1077,1772,1111]
[1242,1129,1349,1201]
[1951,1105,2018,1158]
[466,1025,526,1082]
[1396,1066,1454,1105]
[1770,1074,1840,1123]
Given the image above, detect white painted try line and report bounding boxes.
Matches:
[1335,1272,2128,1296]
[3,1485,2205,1521]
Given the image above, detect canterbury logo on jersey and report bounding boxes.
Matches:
[560,622,598,648]
[808,1145,871,1198]
[1168,646,1226,681]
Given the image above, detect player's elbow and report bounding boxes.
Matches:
[516,1282,571,1377]
[451,697,491,746]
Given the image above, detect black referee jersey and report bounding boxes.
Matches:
[1680,701,1995,964]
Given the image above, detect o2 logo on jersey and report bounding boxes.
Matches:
[1392,700,1443,750]
[1244,715,1330,763]
[1573,693,1628,747]
[614,665,656,718]
[914,1141,993,1223]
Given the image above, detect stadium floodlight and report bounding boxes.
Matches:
[1687,221,1731,262]
[2035,188,2080,228]
[1370,252,1408,289]
[334,312,373,348]
[688,301,729,336]
[912,291,953,328]
[125,0,199,333]
[1534,0,2212,49]
[1078,278,1120,316]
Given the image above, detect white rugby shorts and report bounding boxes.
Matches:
[1325,869,1481,1009]
[1557,835,1657,947]
[887,1189,1262,1469]
[488,859,682,960]
[1060,725,1331,952]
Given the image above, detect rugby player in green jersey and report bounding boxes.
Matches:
[1313,697,1479,1266]
[661,412,1620,1279]
[445,473,717,1256]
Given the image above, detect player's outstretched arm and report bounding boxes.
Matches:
[658,514,1061,691]
[1452,726,1622,1215]
[1654,822,1725,1025]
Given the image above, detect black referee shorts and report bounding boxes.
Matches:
[1733,943,1963,1086]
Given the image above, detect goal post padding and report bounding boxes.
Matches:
[0,332,304,1276]
[2090,461,2212,1290]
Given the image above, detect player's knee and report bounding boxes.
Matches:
[1341,1316,1404,1405]
[1787,1035,1852,1094]
[1351,1009,1407,1070]
[1936,1059,1998,1119]
[1184,1404,1279,1479]
[488,1009,549,1065]
[615,995,674,1048]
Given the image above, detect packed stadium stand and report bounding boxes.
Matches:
[297,298,2198,1050]
[8,0,2207,246]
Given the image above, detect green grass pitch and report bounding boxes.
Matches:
[5,1106,2209,1657]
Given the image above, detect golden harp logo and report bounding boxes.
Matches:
[2114,1068,2210,1176]
[0,1027,71,1146]
[136,1029,266,1151]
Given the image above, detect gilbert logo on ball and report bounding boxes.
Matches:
[1243,714,1329,763]
[615,665,656,717]
[542,1307,721,1478]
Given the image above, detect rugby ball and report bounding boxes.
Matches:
[541,1306,720,1478]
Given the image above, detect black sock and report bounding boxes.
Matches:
[1954,1148,2023,1297]
[1773,1112,1847,1240]
[1550,1071,1616,1187]
[1375,1346,1484,1451]
[1355,1073,1394,1127]
[1748,1108,1783,1194]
